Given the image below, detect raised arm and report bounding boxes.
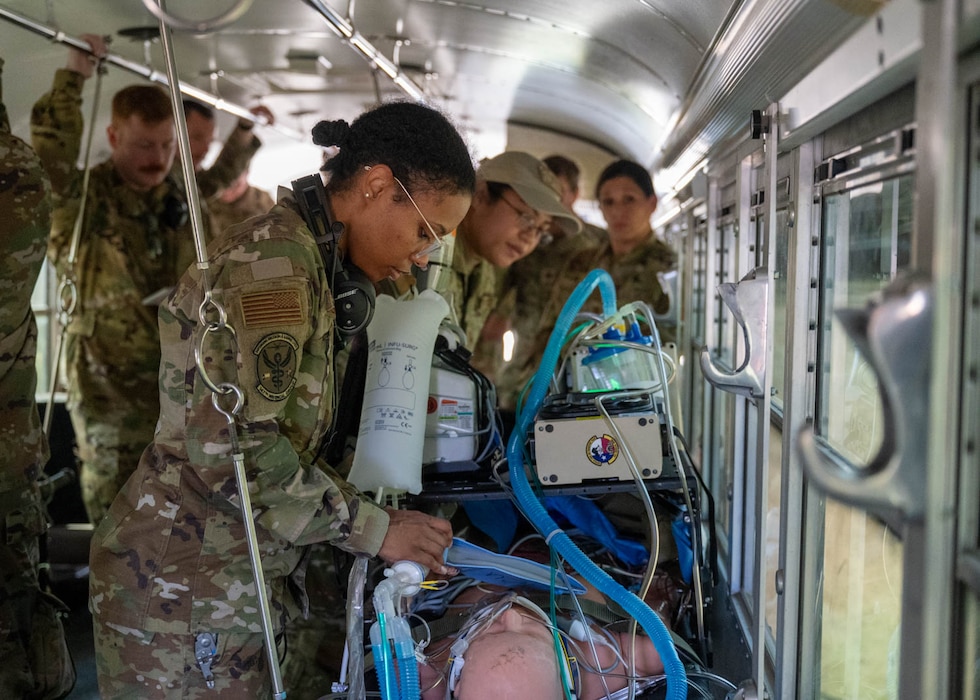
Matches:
[195,105,272,199]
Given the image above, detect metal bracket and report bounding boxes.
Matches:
[194,632,218,689]
[750,109,771,139]
[797,275,932,532]
[700,266,769,399]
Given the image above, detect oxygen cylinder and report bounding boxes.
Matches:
[348,289,449,494]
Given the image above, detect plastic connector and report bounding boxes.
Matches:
[385,560,426,596]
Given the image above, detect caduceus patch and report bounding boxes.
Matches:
[254,332,299,401]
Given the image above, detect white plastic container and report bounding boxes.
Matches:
[423,363,478,464]
[348,289,449,494]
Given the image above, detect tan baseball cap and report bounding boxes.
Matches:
[478,151,582,237]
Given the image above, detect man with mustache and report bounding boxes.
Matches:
[29,35,254,524]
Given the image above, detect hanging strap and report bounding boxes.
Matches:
[41,46,108,437]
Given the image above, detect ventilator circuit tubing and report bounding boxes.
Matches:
[369,562,425,700]
[506,269,687,700]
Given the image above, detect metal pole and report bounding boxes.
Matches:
[0,4,287,129]
[301,0,428,102]
[154,2,286,695]
[155,7,209,269]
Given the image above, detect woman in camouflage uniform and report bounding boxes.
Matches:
[88,102,475,698]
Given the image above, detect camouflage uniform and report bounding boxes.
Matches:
[189,131,263,202]
[88,195,391,697]
[496,231,677,409]
[490,223,605,409]
[0,57,74,699]
[568,231,676,327]
[437,233,501,350]
[30,69,256,525]
[209,185,275,234]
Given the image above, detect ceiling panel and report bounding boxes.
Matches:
[1,0,876,186]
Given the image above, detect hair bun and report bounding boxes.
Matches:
[312,119,351,147]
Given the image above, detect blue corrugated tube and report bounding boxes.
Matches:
[371,574,421,700]
[370,612,398,700]
[394,617,420,700]
[507,268,688,700]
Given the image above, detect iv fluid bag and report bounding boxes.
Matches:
[348,289,449,495]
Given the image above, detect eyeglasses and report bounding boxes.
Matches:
[393,175,445,260]
[499,193,554,246]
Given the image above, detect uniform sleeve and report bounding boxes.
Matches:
[0,121,52,497]
[460,261,500,350]
[195,127,261,199]
[29,69,84,197]
[181,219,389,556]
[445,278,467,338]
[30,69,85,273]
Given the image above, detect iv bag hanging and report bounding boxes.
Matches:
[348,289,449,495]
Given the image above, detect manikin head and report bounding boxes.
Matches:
[448,597,574,700]
[452,608,564,700]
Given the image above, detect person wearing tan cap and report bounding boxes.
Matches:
[432,150,581,350]
[479,155,607,412]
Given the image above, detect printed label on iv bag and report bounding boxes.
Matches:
[348,289,449,495]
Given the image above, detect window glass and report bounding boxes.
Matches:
[816,176,913,462]
[812,173,913,700]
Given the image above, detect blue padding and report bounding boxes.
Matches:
[462,499,519,553]
[544,495,649,567]
[671,510,694,584]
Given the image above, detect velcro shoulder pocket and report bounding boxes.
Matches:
[227,274,311,421]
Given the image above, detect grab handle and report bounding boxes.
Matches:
[700,266,768,398]
[798,275,932,532]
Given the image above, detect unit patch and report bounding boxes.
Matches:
[254,332,299,401]
[586,434,619,466]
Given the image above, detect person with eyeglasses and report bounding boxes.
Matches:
[477,155,607,427]
[429,151,581,351]
[87,101,475,698]
[497,159,676,428]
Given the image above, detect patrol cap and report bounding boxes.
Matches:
[478,151,582,237]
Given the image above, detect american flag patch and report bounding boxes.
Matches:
[241,289,304,327]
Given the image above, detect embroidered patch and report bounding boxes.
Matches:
[241,289,304,328]
[254,332,299,401]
